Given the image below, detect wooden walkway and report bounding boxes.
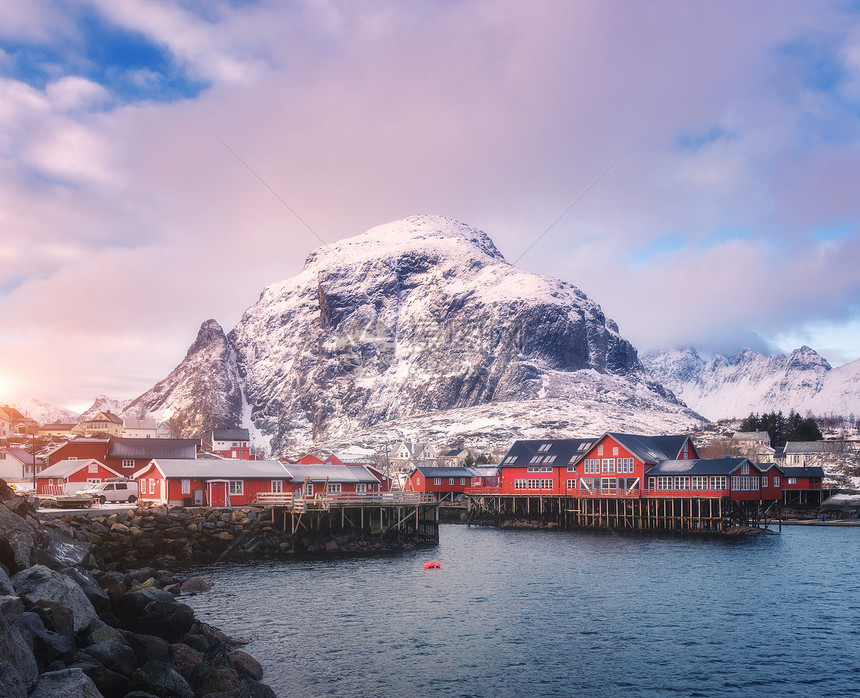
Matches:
[255,492,440,545]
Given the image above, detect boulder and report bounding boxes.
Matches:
[0,600,39,697]
[129,660,194,698]
[18,610,75,670]
[12,565,98,633]
[239,675,278,698]
[60,567,113,620]
[29,667,102,698]
[0,501,38,572]
[122,629,173,665]
[230,649,264,680]
[85,636,138,676]
[0,565,15,595]
[186,661,245,696]
[179,576,213,593]
[70,651,130,697]
[116,589,195,642]
[171,642,203,675]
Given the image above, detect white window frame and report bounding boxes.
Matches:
[774,476,780,488]
[271,480,283,493]
[356,483,367,494]
[149,479,156,494]
[229,480,243,495]
[602,458,615,473]
[434,478,441,486]
[327,483,342,494]
[122,459,134,469]
[88,462,98,473]
[566,478,576,490]
[181,479,191,495]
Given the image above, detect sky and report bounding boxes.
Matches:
[2,0,860,413]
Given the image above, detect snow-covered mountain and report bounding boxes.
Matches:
[128,215,704,451]
[12,398,79,425]
[642,346,860,420]
[79,395,132,422]
[122,319,244,434]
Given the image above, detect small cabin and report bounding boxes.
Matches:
[36,459,123,495]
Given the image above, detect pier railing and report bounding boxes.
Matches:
[254,491,436,508]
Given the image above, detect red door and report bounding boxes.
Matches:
[209,481,228,507]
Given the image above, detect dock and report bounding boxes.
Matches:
[255,491,440,546]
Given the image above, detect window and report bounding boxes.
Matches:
[513,479,553,490]
[434,478,441,486]
[774,477,780,488]
[88,462,98,473]
[271,480,283,493]
[681,443,689,459]
[538,443,551,452]
[741,464,750,475]
[648,477,655,489]
[691,476,708,490]
[68,456,77,460]
[327,483,341,494]
[229,480,243,495]
[528,466,552,473]
[602,458,615,473]
[656,476,672,490]
[48,478,54,486]
[356,483,367,494]
[761,476,768,488]
[674,476,690,490]
[459,478,465,485]
[448,478,455,486]
[181,479,191,495]
[709,476,726,490]
[617,458,634,474]
[612,447,618,456]
[416,477,421,487]
[566,465,576,472]
[600,477,617,490]
[598,445,604,456]
[122,459,134,469]
[149,479,156,494]
[584,459,600,474]
[87,478,100,484]
[0,453,4,460]
[751,477,759,490]
[543,455,557,464]
[787,478,797,485]
[566,478,576,490]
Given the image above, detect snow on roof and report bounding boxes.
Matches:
[411,465,474,478]
[646,458,753,475]
[783,442,832,454]
[3,448,37,465]
[107,438,200,459]
[286,463,380,483]
[143,459,289,479]
[123,419,157,430]
[37,459,119,479]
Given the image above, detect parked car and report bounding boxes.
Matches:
[77,479,139,504]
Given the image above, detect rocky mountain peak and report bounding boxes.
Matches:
[185,319,227,358]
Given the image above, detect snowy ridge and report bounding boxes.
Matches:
[643,346,860,420]
[13,398,80,425]
[79,395,132,422]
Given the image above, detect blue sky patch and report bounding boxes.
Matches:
[676,125,735,150]
[0,7,208,105]
[812,222,855,243]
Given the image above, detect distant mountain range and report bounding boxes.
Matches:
[11,216,858,451]
[642,346,860,421]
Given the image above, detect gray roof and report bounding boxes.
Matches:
[37,459,118,479]
[500,439,595,467]
[646,457,756,476]
[442,449,468,458]
[145,459,289,479]
[123,419,157,430]
[783,441,831,454]
[212,428,250,441]
[469,465,500,477]
[780,466,825,478]
[284,464,381,483]
[107,438,200,460]
[411,465,475,478]
[609,434,694,464]
[732,431,770,442]
[3,448,37,465]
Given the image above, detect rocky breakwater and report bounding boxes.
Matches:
[58,504,416,569]
[0,481,275,697]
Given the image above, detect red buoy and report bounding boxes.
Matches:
[424,561,441,569]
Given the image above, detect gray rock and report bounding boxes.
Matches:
[129,660,194,698]
[239,675,278,698]
[18,610,75,670]
[12,565,98,633]
[0,600,38,697]
[60,567,112,619]
[230,649,264,680]
[70,652,130,697]
[122,629,173,665]
[85,637,138,677]
[0,501,37,573]
[0,565,15,595]
[29,667,103,698]
[179,576,213,593]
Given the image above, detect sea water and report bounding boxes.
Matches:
[180,524,860,696]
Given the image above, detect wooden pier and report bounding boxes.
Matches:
[466,492,782,533]
[255,492,440,546]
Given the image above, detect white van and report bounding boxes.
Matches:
[77,479,139,505]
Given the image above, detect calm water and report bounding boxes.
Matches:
[180,525,860,697]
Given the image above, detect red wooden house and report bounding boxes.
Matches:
[405,466,475,500]
[36,459,124,495]
[47,437,201,478]
[134,459,291,507]
[643,458,781,501]
[47,439,111,467]
[780,466,825,505]
[498,438,595,495]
